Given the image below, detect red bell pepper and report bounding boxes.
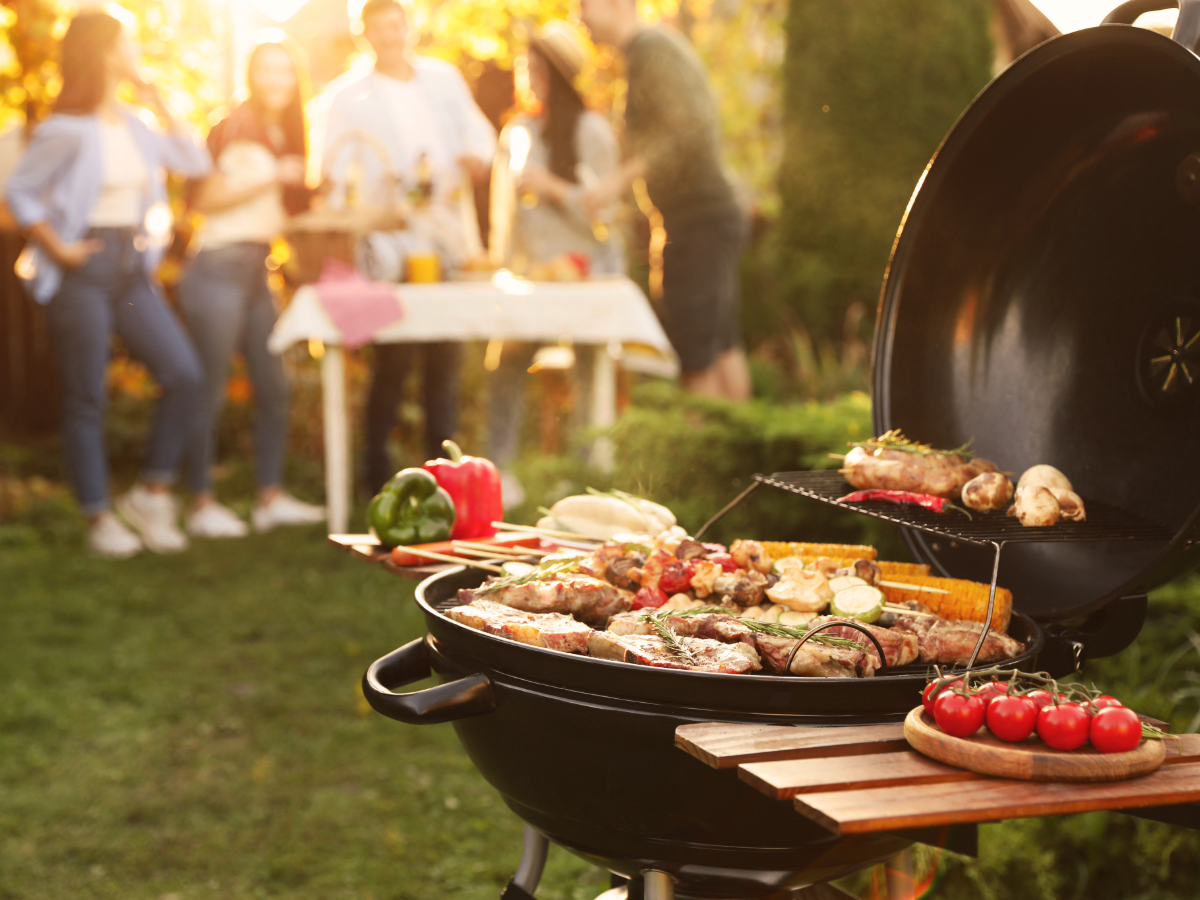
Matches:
[423,440,504,540]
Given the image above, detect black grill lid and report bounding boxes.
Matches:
[872,24,1200,620]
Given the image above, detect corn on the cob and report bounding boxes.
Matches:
[879,576,1012,632]
[785,556,930,577]
[762,541,877,561]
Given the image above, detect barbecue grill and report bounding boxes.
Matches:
[360,8,1200,899]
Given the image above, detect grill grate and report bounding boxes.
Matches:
[755,470,1177,548]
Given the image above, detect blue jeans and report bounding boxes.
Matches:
[45,227,204,515]
[177,243,289,494]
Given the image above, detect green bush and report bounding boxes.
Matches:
[775,0,994,340]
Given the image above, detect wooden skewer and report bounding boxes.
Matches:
[490,521,601,543]
[453,540,550,557]
[878,580,950,595]
[394,546,504,573]
[882,603,940,619]
[452,546,542,564]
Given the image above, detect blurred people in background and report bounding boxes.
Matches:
[310,0,496,494]
[487,20,624,499]
[178,40,325,539]
[579,0,751,401]
[6,10,210,558]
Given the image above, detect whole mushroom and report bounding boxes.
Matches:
[1011,484,1061,527]
[1017,464,1073,493]
[962,471,1014,512]
[1049,488,1087,522]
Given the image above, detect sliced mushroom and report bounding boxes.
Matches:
[730,539,773,574]
[851,559,881,586]
[674,539,706,561]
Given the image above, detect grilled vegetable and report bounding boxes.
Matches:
[1012,484,1060,527]
[761,541,877,562]
[836,489,970,517]
[1017,464,1073,493]
[1049,487,1087,522]
[878,575,1014,632]
[827,575,867,593]
[962,471,1014,512]
[765,569,833,612]
[829,585,885,623]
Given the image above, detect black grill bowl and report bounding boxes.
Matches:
[362,566,1043,898]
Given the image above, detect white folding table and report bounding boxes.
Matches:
[267,276,678,533]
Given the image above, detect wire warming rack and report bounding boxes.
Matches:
[752,470,1177,548]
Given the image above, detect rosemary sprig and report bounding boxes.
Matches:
[643,612,700,665]
[474,558,582,595]
[740,619,863,650]
[642,606,864,651]
[850,429,976,460]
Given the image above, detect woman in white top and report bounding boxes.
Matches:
[177,41,324,538]
[5,11,211,557]
[487,21,625,488]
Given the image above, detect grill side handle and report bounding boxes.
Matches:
[362,637,496,724]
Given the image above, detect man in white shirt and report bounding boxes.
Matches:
[312,0,496,492]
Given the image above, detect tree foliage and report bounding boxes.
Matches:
[777,0,994,340]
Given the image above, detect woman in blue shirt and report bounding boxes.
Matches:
[6,11,211,558]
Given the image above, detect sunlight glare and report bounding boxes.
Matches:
[1031,0,1177,33]
[509,126,531,174]
[251,0,311,23]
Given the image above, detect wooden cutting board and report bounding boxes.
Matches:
[904,707,1166,782]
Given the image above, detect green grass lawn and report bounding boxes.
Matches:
[3,526,1200,900]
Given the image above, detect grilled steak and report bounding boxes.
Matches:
[587,632,762,674]
[807,616,920,669]
[754,634,874,678]
[606,610,756,647]
[891,614,1025,664]
[458,576,632,627]
[842,446,998,500]
[446,600,593,653]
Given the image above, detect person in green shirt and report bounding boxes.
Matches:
[579,0,750,400]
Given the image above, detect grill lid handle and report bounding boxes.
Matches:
[362,637,495,725]
[1103,0,1200,48]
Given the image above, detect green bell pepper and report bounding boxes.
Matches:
[367,468,457,548]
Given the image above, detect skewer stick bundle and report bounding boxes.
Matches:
[393,546,505,573]
[491,521,601,543]
[877,580,949,595]
[453,540,550,557]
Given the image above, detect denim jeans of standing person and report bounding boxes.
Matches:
[45,227,204,515]
[177,242,289,495]
[364,342,461,495]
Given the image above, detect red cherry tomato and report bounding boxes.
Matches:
[1037,702,1091,750]
[708,553,740,573]
[1090,706,1143,754]
[631,585,669,610]
[978,681,1010,710]
[658,561,695,596]
[934,690,986,738]
[922,677,963,715]
[986,695,1038,742]
[1092,695,1123,712]
[1026,690,1063,713]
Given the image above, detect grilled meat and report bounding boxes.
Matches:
[606,610,756,647]
[754,634,874,678]
[587,632,762,674]
[446,600,593,653]
[891,613,1025,664]
[458,576,632,627]
[806,616,920,669]
[842,446,998,500]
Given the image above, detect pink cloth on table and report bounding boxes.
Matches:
[312,260,404,350]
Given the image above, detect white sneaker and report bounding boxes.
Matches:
[186,501,249,539]
[115,484,189,553]
[88,512,143,558]
[252,491,326,532]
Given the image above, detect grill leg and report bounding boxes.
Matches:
[501,825,549,900]
[641,870,675,900]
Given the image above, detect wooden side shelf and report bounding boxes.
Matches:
[677,721,1200,835]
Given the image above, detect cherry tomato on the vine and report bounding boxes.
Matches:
[922,677,963,716]
[631,585,668,610]
[1037,702,1091,750]
[1026,690,1064,713]
[934,690,986,738]
[657,561,695,596]
[986,695,1038,742]
[977,681,1011,710]
[1092,695,1123,712]
[1090,706,1142,754]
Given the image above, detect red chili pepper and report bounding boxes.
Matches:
[835,489,970,518]
[423,440,504,540]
